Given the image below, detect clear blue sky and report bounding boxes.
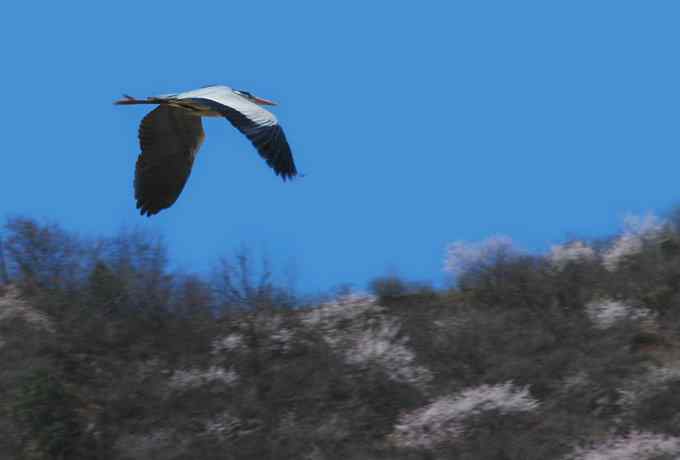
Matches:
[1,2,679,293]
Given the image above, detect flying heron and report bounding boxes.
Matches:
[115,85,297,216]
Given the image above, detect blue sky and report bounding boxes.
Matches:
[1,2,679,293]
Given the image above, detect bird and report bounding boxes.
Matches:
[115,85,297,216]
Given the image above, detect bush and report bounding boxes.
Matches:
[13,369,82,459]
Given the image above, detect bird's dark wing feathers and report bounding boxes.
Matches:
[189,97,297,180]
[134,105,205,216]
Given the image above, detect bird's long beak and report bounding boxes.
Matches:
[252,95,277,106]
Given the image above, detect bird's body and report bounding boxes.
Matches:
[115,85,297,216]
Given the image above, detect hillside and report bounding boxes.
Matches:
[2,215,680,459]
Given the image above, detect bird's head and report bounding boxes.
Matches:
[233,89,277,106]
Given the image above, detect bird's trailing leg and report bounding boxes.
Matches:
[113,95,167,105]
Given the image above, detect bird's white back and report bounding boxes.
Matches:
[174,85,278,127]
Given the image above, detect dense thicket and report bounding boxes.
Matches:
[2,215,680,459]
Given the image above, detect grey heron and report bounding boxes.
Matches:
[115,85,297,216]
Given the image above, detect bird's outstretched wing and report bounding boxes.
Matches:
[219,105,297,180]
[177,87,297,180]
[134,105,205,216]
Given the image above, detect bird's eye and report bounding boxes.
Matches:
[236,90,253,98]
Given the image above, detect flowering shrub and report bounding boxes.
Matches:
[549,241,596,270]
[168,366,238,390]
[203,412,245,440]
[617,365,680,414]
[602,213,664,271]
[211,333,244,354]
[344,318,433,386]
[563,431,680,460]
[389,383,539,449]
[301,293,379,328]
[302,293,432,386]
[585,298,652,329]
[444,235,516,275]
[0,284,53,332]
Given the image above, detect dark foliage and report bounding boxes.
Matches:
[2,216,680,459]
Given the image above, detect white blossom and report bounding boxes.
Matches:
[602,213,664,271]
[444,235,516,275]
[301,293,431,387]
[301,293,380,328]
[389,383,539,449]
[345,319,432,386]
[548,241,596,270]
[115,429,179,459]
[0,284,54,332]
[563,432,680,460]
[267,326,295,353]
[623,213,665,236]
[203,412,244,440]
[558,371,590,394]
[602,236,642,272]
[168,366,238,389]
[585,299,651,329]
[315,414,350,442]
[618,363,680,412]
[211,333,244,354]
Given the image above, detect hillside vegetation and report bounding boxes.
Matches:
[2,215,680,459]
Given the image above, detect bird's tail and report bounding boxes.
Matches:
[113,95,168,105]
